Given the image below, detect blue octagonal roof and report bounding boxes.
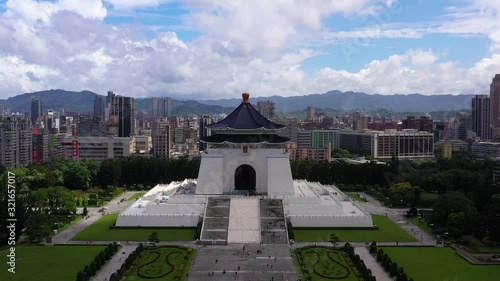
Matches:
[207,93,285,131]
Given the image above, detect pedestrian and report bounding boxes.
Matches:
[215,259,218,263]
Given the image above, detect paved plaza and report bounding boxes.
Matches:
[188,244,298,281]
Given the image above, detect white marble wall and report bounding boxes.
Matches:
[289,215,373,227]
[116,214,201,227]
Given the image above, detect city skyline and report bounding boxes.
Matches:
[1,0,500,99]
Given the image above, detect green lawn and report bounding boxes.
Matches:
[293,246,361,281]
[345,192,364,202]
[407,216,433,235]
[0,244,105,281]
[72,214,197,241]
[383,247,500,281]
[56,215,84,233]
[127,192,146,202]
[294,215,417,242]
[125,246,195,280]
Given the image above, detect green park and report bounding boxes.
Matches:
[382,247,500,281]
[0,244,105,281]
[293,214,417,242]
[72,213,197,241]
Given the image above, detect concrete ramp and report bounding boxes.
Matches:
[227,198,261,243]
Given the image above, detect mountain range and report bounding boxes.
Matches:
[0,89,473,118]
[201,90,473,113]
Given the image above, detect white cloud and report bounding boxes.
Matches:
[312,49,498,96]
[5,0,107,22]
[0,56,60,94]
[0,0,499,102]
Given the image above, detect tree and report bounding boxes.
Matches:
[481,197,500,242]
[389,182,414,206]
[76,270,85,281]
[329,233,340,248]
[25,212,54,243]
[390,262,398,277]
[148,232,160,246]
[63,161,93,190]
[431,191,476,233]
[90,261,97,276]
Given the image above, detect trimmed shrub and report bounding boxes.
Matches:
[390,262,398,277]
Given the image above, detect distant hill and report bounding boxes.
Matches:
[0,89,97,114]
[0,89,234,116]
[200,90,473,113]
[0,89,472,117]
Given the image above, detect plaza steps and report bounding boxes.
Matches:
[260,198,289,244]
[199,197,230,245]
[227,198,261,244]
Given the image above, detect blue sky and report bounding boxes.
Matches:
[0,0,499,99]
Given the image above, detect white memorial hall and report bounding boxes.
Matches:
[117,93,373,244]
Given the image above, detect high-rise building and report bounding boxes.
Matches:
[199,115,212,151]
[31,96,42,126]
[276,118,299,144]
[472,94,491,140]
[353,115,368,130]
[105,92,135,137]
[44,109,60,133]
[256,100,276,121]
[163,98,172,117]
[0,115,32,168]
[0,103,4,115]
[93,95,105,120]
[32,129,49,164]
[297,129,339,154]
[152,97,159,119]
[453,112,473,141]
[118,97,135,137]
[77,117,106,137]
[306,106,316,121]
[152,117,171,158]
[490,74,500,138]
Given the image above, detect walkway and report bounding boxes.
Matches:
[52,191,140,244]
[354,247,392,281]
[358,192,435,245]
[91,244,136,281]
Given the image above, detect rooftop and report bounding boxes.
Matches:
[207,93,285,131]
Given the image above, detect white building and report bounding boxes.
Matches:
[60,136,132,162]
